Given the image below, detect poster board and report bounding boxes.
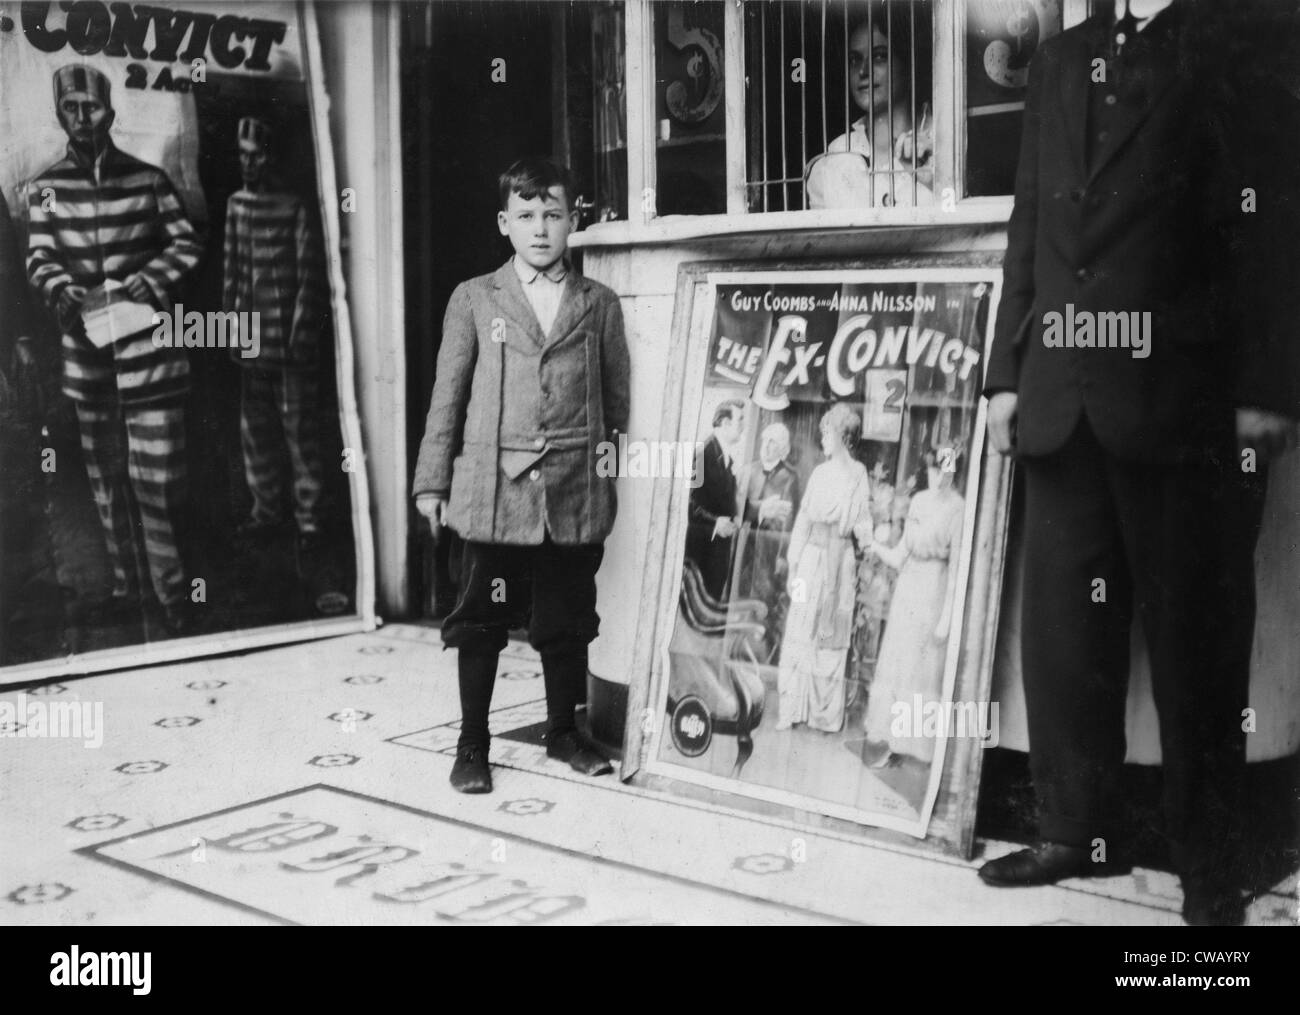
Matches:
[622,256,1013,857]
[0,1,375,682]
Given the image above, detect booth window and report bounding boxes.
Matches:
[744,1,934,213]
[652,1,728,215]
[561,1,628,225]
[567,0,1083,233]
[964,0,1065,197]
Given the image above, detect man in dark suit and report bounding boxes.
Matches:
[977,0,1299,925]
[687,399,745,600]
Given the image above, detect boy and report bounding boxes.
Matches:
[413,158,630,794]
[222,115,327,552]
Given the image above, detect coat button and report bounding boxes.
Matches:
[534,437,545,449]
[1075,267,1089,282]
[529,469,540,481]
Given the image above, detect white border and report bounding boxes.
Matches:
[642,267,1001,838]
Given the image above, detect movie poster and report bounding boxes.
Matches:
[640,268,1001,838]
[0,1,374,680]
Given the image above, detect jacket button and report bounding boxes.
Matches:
[1075,267,1089,282]
[534,437,545,449]
[529,469,540,481]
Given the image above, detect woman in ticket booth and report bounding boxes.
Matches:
[806,7,934,209]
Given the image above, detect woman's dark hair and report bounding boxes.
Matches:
[848,1,933,107]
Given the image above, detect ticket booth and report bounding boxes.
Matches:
[400,0,1300,857]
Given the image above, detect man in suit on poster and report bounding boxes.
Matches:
[687,399,745,601]
[977,0,1299,924]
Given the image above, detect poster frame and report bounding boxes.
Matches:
[619,253,1014,858]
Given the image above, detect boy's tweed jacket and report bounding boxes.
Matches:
[413,259,630,545]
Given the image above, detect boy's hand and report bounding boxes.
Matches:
[415,495,447,540]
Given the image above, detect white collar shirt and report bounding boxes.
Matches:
[513,254,568,338]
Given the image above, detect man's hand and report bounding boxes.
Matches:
[758,496,792,525]
[1236,407,1298,465]
[713,516,737,540]
[58,284,88,322]
[123,276,153,305]
[415,495,447,540]
[988,392,1019,455]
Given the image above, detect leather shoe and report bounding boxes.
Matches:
[978,842,1130,887]
[546,729,613,776]
[1181,875,1245,926]
[450,745,492,793]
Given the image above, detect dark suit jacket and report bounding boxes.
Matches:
[412,259,631,545]
[690,435,739,527]
[741,459,801,530]
[985,7,1299,462]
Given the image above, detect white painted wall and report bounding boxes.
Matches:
[316,2,408,618]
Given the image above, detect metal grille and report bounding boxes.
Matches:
[744,1,933,212]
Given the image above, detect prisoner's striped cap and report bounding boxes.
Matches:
[238,116,273,147]
[53,65,111,108]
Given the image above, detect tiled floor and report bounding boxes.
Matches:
[2,624,1295,926]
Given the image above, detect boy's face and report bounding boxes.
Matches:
[498,186,576,271]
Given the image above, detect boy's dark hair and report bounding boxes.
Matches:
[499,157,576,212]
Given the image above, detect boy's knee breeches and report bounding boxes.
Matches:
[441,536,604,656]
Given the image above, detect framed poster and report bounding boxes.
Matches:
[622,257,1013,856]
[0,1,375,682]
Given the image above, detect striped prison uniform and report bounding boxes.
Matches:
[27,141,201,607]
[223,186,326,531]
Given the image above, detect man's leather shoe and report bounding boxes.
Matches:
[546,729,613,776]
[450,745,492,793]
[1181,875,1245,926]
[978,842,1130,887]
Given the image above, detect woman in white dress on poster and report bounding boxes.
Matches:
[859,447,965,766]
[776,404,871,733]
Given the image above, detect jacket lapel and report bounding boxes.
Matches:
[491,260,547,352]
[1085,6,1186,183]
[1057,20,1100,186]
[542,273,594,352]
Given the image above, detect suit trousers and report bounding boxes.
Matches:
[75,401,188,607]
[1020,419,1266,875]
